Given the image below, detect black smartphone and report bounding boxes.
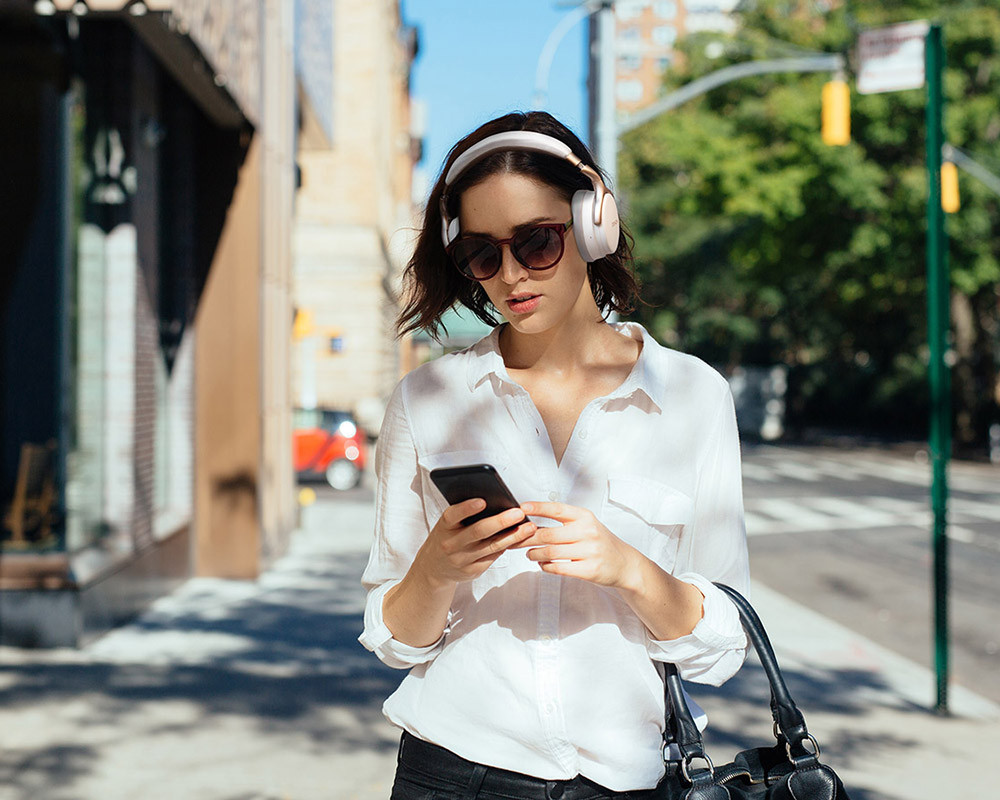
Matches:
[429,463,521,526]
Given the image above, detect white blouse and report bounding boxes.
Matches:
[359,321,750,791]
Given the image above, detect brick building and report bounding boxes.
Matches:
[589,0,740,128]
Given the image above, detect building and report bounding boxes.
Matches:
[589,0,740,131]
[0,0,311,645]
[292,0,419,437]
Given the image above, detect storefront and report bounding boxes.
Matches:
[0,0,299,645]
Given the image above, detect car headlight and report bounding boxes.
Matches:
[345,445,360,461]
[338,420,357,438]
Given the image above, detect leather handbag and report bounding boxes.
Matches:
[657,583,851,799]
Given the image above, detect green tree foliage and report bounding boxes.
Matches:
[619,0,1000,451]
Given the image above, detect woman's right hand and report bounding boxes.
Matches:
[414,499,536,587]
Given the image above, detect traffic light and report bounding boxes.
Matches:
[940,160,960,213]
[293,308,314,339]
[822,79,850,146]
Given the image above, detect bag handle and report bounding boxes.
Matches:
[663,583,815,766]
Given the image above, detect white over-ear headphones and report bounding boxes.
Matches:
[439,131,620,264]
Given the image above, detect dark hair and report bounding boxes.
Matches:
[397,110,638,339]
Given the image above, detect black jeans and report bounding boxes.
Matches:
[390,732,658,800]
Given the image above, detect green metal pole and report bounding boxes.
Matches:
[924,23,951,716]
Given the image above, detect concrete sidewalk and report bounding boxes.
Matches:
[1,494,998,800]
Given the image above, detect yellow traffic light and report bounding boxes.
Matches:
[822,79,850,146]
[293,308,314,339]
[941,160,960,213]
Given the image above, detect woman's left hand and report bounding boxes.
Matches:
[510,501,642,590]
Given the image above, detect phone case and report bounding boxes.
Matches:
[429,463,520,525]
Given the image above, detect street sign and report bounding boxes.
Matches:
[857,21,930,94]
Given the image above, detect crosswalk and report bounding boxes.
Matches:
[743,445,999,491]
[741,446,1000,547]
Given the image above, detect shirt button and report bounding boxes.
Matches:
[579,430,587,439]
[548,491,559,501]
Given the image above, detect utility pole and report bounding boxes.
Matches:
[924,22,951,716]
[590,1,617,192]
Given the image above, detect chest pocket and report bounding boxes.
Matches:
[416,449,515,576]
[601,475,693,574]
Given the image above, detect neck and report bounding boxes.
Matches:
[498,293,617,375]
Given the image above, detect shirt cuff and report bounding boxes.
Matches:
[358,580,446,669]
[644,573,748,685]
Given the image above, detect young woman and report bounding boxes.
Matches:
[360,111,750,799]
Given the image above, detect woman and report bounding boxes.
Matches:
[360,111,750,799]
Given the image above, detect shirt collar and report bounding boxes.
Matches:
[465,321,667,412]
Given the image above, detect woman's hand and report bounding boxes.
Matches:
[413,499,537,588]
[511,501,643,590]
[513,501,705,639]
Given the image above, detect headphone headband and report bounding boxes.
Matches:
[442,131,608,225]
[439,130,619,263]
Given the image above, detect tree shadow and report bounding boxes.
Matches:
[0,546,406,798]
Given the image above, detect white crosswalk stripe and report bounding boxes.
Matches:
[745,494,999,537]
[744,446,999,492]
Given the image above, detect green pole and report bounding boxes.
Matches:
[924,23,951,716]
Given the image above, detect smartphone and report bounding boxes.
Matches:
[429,463,521,526]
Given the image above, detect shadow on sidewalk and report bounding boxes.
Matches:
[0,547,404,797]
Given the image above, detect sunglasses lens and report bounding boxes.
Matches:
[450,238,500,279]
[512,225,563,269]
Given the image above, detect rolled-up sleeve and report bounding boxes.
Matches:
[645,382,750,685]
[358,381,444,669]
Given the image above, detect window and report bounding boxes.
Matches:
[619,55,642,72]
[655,1,677,19]
[652,25,678,46]
[616,80,644,102]
[617,0,646,20]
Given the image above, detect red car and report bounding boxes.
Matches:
[293,408,368,490]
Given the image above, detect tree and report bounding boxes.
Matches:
[619,0,1000,453]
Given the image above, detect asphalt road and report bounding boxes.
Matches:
[740,442,1000,705]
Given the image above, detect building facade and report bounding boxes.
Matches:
[292,0,418,437]
[590,0,740,125]
[0,0,304,645]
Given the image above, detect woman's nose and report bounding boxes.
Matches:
[498,244,527,283]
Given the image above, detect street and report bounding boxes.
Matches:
[740,443,1000,703]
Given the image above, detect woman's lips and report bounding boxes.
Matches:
[506,295,541,314]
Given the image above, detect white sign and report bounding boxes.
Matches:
[857,21,930,94]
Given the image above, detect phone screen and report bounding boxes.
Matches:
[429,463,520,526]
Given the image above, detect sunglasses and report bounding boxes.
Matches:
[446,220,574,281]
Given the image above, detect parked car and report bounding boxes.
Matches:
[293,408,368,490]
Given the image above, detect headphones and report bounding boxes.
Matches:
[439,131,620,264]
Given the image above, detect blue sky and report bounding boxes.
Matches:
[402,0,590,193]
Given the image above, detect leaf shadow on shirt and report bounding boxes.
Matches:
[444,569,643,648]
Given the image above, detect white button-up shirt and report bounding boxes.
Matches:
[359,321,749,791]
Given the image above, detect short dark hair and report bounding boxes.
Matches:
[396,111,639,339]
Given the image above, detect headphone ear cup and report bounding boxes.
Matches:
[571,189,600,262]
[572,189,619,262]
[441,216,460,249]
[596,192,620,257]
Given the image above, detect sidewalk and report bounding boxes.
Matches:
[2,493,998,800]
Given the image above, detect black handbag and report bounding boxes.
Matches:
[657,583,851,799]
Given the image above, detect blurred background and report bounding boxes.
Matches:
[0,1,998,798]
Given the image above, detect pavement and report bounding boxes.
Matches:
[1,489,999,800]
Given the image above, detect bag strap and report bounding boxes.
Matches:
[663,583,815,764]
[713,583,809,749]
